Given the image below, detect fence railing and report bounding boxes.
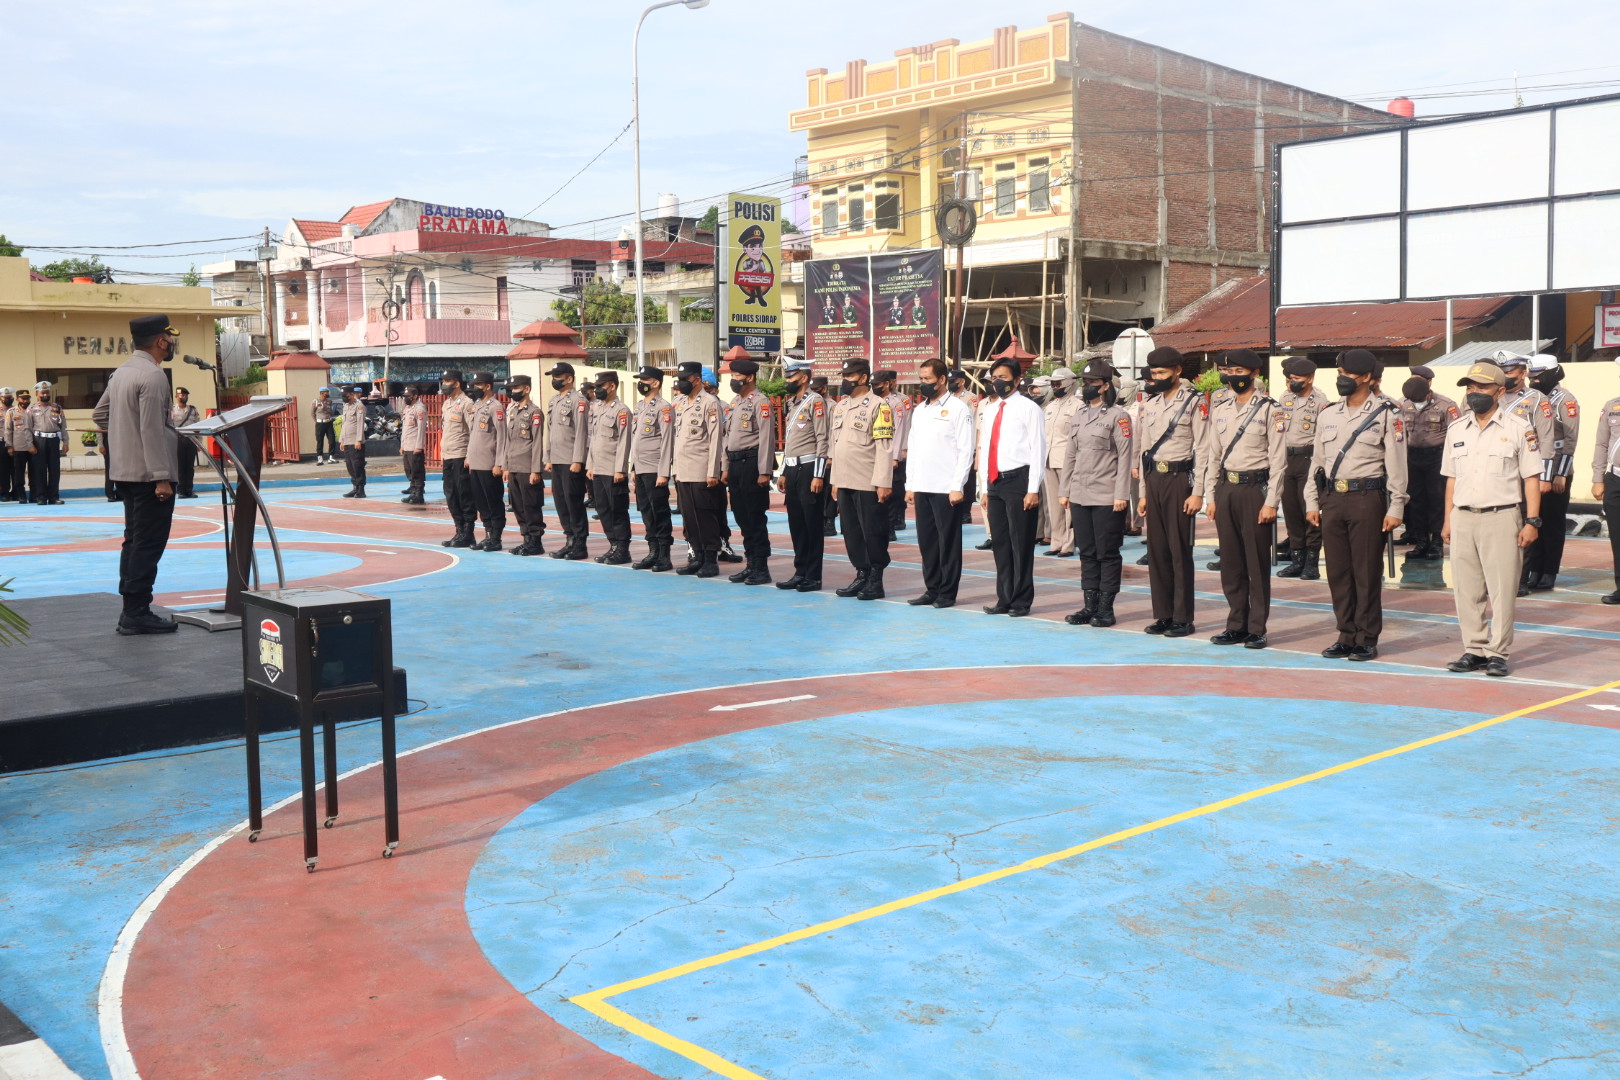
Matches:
[219,394,301,463]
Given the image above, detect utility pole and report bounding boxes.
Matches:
[259,227,279,360]
[952,114,969,364]
[1064,42,1085,362]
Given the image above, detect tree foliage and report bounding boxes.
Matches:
[550,278,667,348]
[696,204,719,234]
[182,264,202,287]
[36,255,113,283]
[0,234,21,258]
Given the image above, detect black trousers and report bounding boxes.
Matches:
[1072,504,1126,594]
[782,463,826,580]
[401,450,425,486]
[1321,489,1386,647]
[115,480,176,617]
[551,465,588,547]
[176,438,196,496]
[508,471,546,544]
[1523,484,1571,582]
[1405,445,1444,541]
[887,458,908,528]
[634,472,672,545]
[0,442,10,499]
[675,479,726,554]
[470,468,505,535]
[441,458,476,533]
[343,444,367,489]
[592,473,631,543]
[914,491,963,602]
[987,466,1038,610]
[9,450,29,502]
[1214,479,1271,635]
[1144,469,1196,623]
[838,487,889,572]
[823,484,839,527]
[726,452,771,559]
[29,439,61,501]
[1605,484,1620,591]
[1279,451,1319,549]
[313,421,336,458]
[960,468,978,524]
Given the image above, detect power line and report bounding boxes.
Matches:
[518,120,635,220]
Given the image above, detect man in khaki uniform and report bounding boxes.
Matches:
[464,372,508,551]
[1523,354,1580,592]
[169,388,200,499]
[26,380,69,504]
[499,376,545,556]
[339,385,369,499]
[628,366,674,571]
[660,360,727,577]
[586,371,633,565]
[1041,366,1081,557]
[1136,346,1210,636]
[875,368,911,538]
[1275,357,1329,579]
[1441,361,1543,677]
[828,358,896,601]
[310,386,337,465]
[1397,366,1459,561]
[544,361,592,560]
[1202,350,1287,649]
[399,383,428,505]
[1058,360,1133,628]
[776,360,831,592]
[438,370,478,546]
[1590,365,1620,606]
[0,387,13,502]
[1304,349,1409,662]
[5,388,34,503]
[723,357,777,584]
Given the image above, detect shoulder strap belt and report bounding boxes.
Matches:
[1328,402,1395,481]
[1145,390,1200,464]
[1219,396,1271,470]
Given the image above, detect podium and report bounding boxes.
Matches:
[175,396,293,631]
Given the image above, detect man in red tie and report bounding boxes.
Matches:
[977,357,1046,615]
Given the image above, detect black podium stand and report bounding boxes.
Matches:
[240,585,400,871]
[176,397,292,632]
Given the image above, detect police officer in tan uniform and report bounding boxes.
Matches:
[723,357,776,585]
[1203,349,1286,649]
[1304,349,1409,662]
[0,387,13,502]
[811,374,840,537]
[776,360,831,592]
[828,358,896,600]
[874,368,911,539]
[1522,354,1580,592]
[1136,346,1209,636]
[464,372,508,550]
[1041,366,1081,557]
[1058,359,1133,628]
[339,385,369,499]
[399,383,428,505]
[310,386,337,465]
[1275,357,1328,579]
[586,371,633,565]
[661,360,727,577]
[1591,365,1620,605]
[502,375,545,556]
[25,381,68,504]
[1397,366,1459,561]
[1441,361,1543,677]
[545,361,591,560]
[5,388,34,503]
[628,366,675,571]
[438,370,478,546]
[170,388,200,499]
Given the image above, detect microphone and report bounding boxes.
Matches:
[183,354,217,371]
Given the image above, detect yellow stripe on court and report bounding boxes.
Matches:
[570,678,1620,1080]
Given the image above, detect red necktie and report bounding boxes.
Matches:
[988,401,1005,484]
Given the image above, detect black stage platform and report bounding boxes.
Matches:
[0,593,406,773]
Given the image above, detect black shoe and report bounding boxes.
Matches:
[477,537,504,552]
[1516,581,1531,598]
[1164,622,1194,638]
[1603,591,1620,605]
[565,544,589,561]
[743,563,772,586]
[1321,642,1353,659]
[650,543,674,572]
[107,494,121,502]
[178,492,197,499]
[444,533,474,548]
[717,543,743,564]
[1394,532,1414,546]
[1243,634,1268,650]
[1091,593,1118,627]
[835,573,869,598]
[1210,629,1246,645]
[907,594,937,606]
[1446,653,1488,673]
[728,566,752,583]
[1274,539,1291,556]
[352,490,366,499]
[823,521,838,537]
[1007,607,1030,617]
[1037,538,1050,546]
[1532,573,1556,592]
[401,486,413,495]
[796,579,822,592]
[1205,559,1221,572]
[116,611,178,635]
[342,488,359,498]
[510,542,538,556]
[1348,644,1378,662]
[1300,549,1321,581]
[1065,590,1099,626]
[1144,618,1171,635]
[696,555,720,578]
[975,539,994,551]
[601,543,632,566]
[675,555,704,575]
[776,575,805,591]
[1135,553,1149,566]
[983,604,1011,615]
[631,548,659,570]
[1276,550,1305,578]
[1485,657,1509,677]
[857,570,885,601]
[932,598,956,609]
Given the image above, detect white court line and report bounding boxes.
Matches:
[710,695,817,712]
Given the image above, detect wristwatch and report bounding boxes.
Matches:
[1525,516,1543,528]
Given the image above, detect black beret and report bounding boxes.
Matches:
[176,386,190,395]
[841,358,871,374]
[1409,365,1435,380]
[1338,349,1377,376]
[545,362,575,377]
[1146,346,1185,370]
[439,369,464,384]
[809,375,829,388]
[1080,359,1118,381]
[507,374,532,388]
[1281,357,1317,377]
[596,370,619,384]
[677,361,704,376]
[129,313,176,337]
[872,368,898,382]
[947,368,968,381]
[1220,348,1263,371]
[470,371,495,385]
[729,358,760,376]
[636,366,665,381]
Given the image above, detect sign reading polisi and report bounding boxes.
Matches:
[720,193,782,354]
[418,204,510,235]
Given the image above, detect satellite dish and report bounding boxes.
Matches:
[1112,327,1155,376]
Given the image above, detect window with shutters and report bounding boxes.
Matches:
[1028,158,1050,213]
[848,185,866,232]
[994,163,1016,216]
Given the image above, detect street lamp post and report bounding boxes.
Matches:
[632,0,709,370]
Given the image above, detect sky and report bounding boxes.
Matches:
[2,0,1617,282]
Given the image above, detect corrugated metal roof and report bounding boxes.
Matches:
[1150,275,1514,354]
[1426,338,1555,367]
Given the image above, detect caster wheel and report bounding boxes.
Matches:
[382,848,394,858]
[323,818,336,829]
[247,830,261,843]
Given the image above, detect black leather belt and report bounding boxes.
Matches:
[1286,445,1313,458]
[1217,468,1270,485]
[1456,503,1517,513]
[1326,476,1387,494]
[1147,459,1194,474]
[726,449,757,460]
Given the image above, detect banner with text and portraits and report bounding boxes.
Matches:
[806,252,942,379]
[721,193,782,354]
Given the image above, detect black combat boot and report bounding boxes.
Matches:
[1065,590,1099,625]
[1276,548,1305,578]
[1091,592,1118,627]
[631,543,659,570]
[479,534,504,552]
[1300,547,1321,581]
[601,542,632,565]
[444,531,474,548]
[835,571,869,598]
[565,538,589,560]
[856,567,885,601]
[728,557,753,583]
[676,547,704,575]
[743,558,772,586]
[650,542,674,572]
[697,552,720,578]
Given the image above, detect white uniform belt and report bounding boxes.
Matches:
[782,455,821,467]
[31,431,60,438]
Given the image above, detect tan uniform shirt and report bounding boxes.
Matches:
[503,398,543,474]
[466,396,508,470]
[439,393,474,459]
[1546,386,1580,476]
[662,391,726,483]
[1400,393,1460,449]
[1501,386,1555,471]
[1058,402,1134,505]
[1204,392,1288,506]
[1593,395,1620,484]
[544,388,590,467]
[1043,394,1084,471]
[340,399,367,448]
[1303,394,1410,517]
[91,352,176,482]
[629,396,673,475]
[310,397,335,423]
[884,391,912,462]
[399,401,427,453]
[169,404,200,430]
[780,391,831,479]
[1441,408,1539,507]
[27,401,67,445]
[587,398,632,475]
[1279,387,1330,450]
[828,392,895,492]
[5,404,35,452]
[723,390,777,475]
[1137,382,1210,493]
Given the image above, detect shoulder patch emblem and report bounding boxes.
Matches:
[660,407,671,423]
[1526,428,1539,452]
[1565,400,1578,418]
[577,399,588,413]
[1392,417,1405,444]
[1539,400,1553,419]
[1118,415,1133,439]
[814,400,825,417]
[1447,405,1460,420]
[1274,416,1287,434]
[619,412,629,427]
[872,403,895,440]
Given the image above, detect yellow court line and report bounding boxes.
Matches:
[570,677,1620,1080]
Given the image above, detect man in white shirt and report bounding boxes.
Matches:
[977,357,1046,615]
[905,358,976,609]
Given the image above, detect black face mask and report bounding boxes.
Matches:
[467,387,485,401]
[917,380,940,401]
[1531,377,1556,394]
[1052,383,1069,398]
[1465,391,1496,415]
[990,378,1016,398]
[1335,375,1360,397]
[592,387,609,401]
[1144,376,1175,394]
[508,389,526,401]
[1287,379,1308,396]
[785,377,804,395]
[550,377,567,391]
[1504,376,1522,391]
[839,379,858,396]
[1081,383,1103,402]
[676,377,695,395]
[440,384,455,396]
[729,378,747,395]
[636,381,654,396]
[1220,373,1253,394]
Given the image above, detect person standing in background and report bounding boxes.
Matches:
[463,372,507,550]
[25,381,67,504]
[775,360,830,592]
[1397,366,1458,561]
[398,383,428,505]
[905,358,975,609]
[1522,354,1579,592]
[502,375,546,557]
[338,385,368,499]
[437,370,478,547]
[1059,360,1133,629]
[628,366,674,571]
[545,362,592,560]
[1041,367,1081,557]
[978,357,1045,617]
[1591,361,1620,606]
[0,387,19,502]
[310,386,337,465]
[1275,357,1328,579]
[586,372,634,565]
[170,387,200,499]
[875,368,911,541]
